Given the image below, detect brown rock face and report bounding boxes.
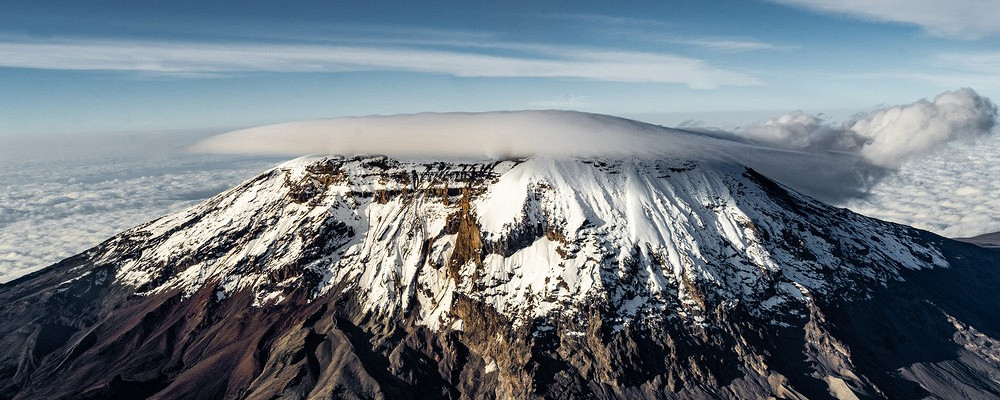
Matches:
[449,189,483,285]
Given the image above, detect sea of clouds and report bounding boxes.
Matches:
[1,88,997,283]
[845,133,1000,238]
[0,131,283,283]
[733,88,999,237]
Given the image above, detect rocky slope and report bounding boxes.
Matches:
[1,154,999,399]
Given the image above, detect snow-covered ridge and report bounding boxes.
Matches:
[88,154,947,332]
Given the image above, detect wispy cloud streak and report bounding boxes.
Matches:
[0,38,761,88]
[663,37,788,52]
[767,0,1000,39]
[532,13,792,52]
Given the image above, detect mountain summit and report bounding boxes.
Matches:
[2,125,1000,399]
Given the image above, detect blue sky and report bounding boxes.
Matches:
[2,0,999,136]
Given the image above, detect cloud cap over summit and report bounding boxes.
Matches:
[191,89,998,203]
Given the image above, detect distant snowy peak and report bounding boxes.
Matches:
[89,154,947,331]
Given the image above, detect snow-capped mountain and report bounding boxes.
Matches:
[2,131,999,398]
[94,155,945,330]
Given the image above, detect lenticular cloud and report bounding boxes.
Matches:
[190,89,997,203]
[194,89,997,168]
[190,110,709,159]
[191,109,881,202]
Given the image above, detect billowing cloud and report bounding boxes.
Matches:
[736,112,864,153]
[767,0,1000,39]
[739,88,998,168]
[852,88,997,167]
[0,38,760,88]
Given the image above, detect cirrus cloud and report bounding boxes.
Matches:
[0,38,760,89]
[767,0,1000,39]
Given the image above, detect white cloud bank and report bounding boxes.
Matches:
[739,88,998,168]
[846,133,1000,238]
[0,133,281,283]
[0,38,759,88]
[768,0,1000,39]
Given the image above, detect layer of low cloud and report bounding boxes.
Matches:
[846,133,1000,238]
[0,38,760,89]
[0,133,281,283]
[768,0,1000,39]
[739,88,998,168]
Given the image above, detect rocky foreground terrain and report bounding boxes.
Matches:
[1,153,999,399]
